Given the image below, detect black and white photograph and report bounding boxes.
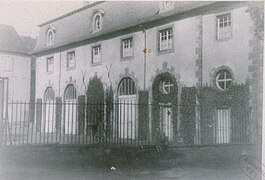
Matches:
[0,1,264,179]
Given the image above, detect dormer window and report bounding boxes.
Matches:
[95,15,101,31]
[92,10,104,33]
[46,28,55,46]
[164,1,174,10]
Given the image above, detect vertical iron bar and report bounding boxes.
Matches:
[26,102,30,144]
[18,101,22,145]
[67,101,70,143]
[47,101,51,144]
[14,100,18,145]
[118,101,120,145]
[82,102,85,145]
[75,101,77,144]
[43,102,46,144]
[51,101,54,144]
[135,102,137,146]
[71,101,73,144]
[127,101,129,145]
[31,101,34,145]
[123,100,125,145]
[10,101,13,145]
[22,101,26,145]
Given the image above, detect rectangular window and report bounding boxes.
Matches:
[216,109,231,144]
[217,13,232,40]
[122,38,133,57]
[92,45,102,64]
[158,28,173,52]
[67,51,75,69]
[46,57,54,73]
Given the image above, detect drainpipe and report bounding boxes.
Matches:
[141,25,147,91]
[58,51,62,98]
[200,15,203,88]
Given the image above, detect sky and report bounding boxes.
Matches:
[0,1,85,38]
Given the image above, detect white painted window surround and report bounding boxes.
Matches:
[159,28,173,51]
[217,13,232,40]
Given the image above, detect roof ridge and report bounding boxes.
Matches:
[38,1,105,27]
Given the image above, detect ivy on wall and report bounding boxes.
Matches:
[180,87,197,145]
[86,75,104,134]
[199,84,250,144]
[152,73,178,141]
[247,2,264,41]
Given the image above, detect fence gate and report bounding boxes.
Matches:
[0,77,9,145]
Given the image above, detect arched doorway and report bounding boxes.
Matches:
[152,72,178,142]
[64,84,77,135]
[118,77,137,139]
[43,87,55,133]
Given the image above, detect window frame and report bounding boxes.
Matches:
[92,12,103,33]
[164,1,174,10]
[91,45,102,66]
[46,28,55,46]
[121,37,134,60]
[44,87,55,102]
[64,84,77,100]
[157,25,175,54]
[46,56,54,73]
[215,69,233,91]
[66,50,76,70]
[118,77,137,97]
[216,12,232,41]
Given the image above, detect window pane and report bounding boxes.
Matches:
[44,87,55,101]
[159,28,173,51]
[217,14,232,40]
[118,78,136,95]
[122,38,133,57]
[219,82,225,89]
[92,46,102,64]
[65,85,76,100]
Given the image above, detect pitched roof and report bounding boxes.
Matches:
[0,24,30,54]
[20,36,37,53]
[32,1,214,54]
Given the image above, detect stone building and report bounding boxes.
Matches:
[32,2,263,146]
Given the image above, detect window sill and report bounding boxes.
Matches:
[157,48,175,55]
[66,66,76,71]
[216,36,232,42]
[121,56,133,62]
[91,62,103,67]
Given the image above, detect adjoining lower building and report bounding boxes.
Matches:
[0,24,36,102]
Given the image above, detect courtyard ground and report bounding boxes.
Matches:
[0,146,254,180]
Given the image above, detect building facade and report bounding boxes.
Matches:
[32,1,263,146]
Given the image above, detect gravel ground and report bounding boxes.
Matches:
[0,147,252,180]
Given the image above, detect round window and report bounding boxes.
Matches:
[159,80,174,94]
[215,69,233,91]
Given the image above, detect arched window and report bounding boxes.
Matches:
[164,1,174,10]
[64,84,77,100]
[95,15,101,31]
[118,77,136,96]
[47,29,55,46]
[215,69,233,91]
[92,11,103,33]
[44,87,55,101]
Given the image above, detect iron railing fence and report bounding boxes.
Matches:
[0,100,253,147]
